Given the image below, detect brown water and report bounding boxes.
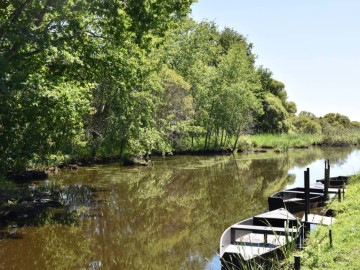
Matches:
[1,147,359,270]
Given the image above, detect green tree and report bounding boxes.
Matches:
[322,113,351,129]
[212,43,262,150]
[256,68,296,133]
[0,0,195,173]
[292,113,322,134]
[156,66,196,150]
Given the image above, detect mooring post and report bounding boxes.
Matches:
[304,169,308,224]
[324,160,329,200]
[305,168,310,214]
[329,229,333,247]
[294,255,301,270]
[338,189,341,202]
[303,168,310,236]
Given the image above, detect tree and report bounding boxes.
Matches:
[209,42,262,150]
[255,67,296,133]
[322,113,351,129]
[0,0,195,172]
[292,114,322,134]
[156,66,195,149]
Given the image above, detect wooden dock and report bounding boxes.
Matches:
[302,214,335,226]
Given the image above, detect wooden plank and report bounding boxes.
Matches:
[255,208,297,220]
[312,184,344,194]
[231,224,297,235]
[225,233,295,261]
[302,214,335,226]
[284,198,303,202]
[227,233,295,261]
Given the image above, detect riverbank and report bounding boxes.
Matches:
[295,173,360,269]
[2,131,360,179]
[249,131,360,151]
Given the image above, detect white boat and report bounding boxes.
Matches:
[219,208,300,267]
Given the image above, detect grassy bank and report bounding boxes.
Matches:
[250,134,322,151]
[295,174,360,269]
[248,130,360,151]
[3,130,360,178]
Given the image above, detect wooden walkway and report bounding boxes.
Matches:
[302,214,335,226]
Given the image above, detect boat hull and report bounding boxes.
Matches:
[316,175,350,188]
[220,208,300,268]
[268,189,325,213]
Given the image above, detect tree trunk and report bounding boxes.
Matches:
[232,126,242,152]
[204,100,215,149]
[220,129,225,147]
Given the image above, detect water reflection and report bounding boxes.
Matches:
[0,147,359,269]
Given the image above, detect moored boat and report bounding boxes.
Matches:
[220,208,300,268]
[316,175,351,188]
[268,188,325,213]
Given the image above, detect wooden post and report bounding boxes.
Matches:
[294,255,301,270]
[338,189,341,202]
[230,228,235,244]
[329,229,333,247]
[343,188,345,200]
[305,168,310,214]
[304,169,309,223]
[324,160,330,200]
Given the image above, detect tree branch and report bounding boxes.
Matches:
[0,0,33,41]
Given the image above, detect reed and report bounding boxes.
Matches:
[250,133,323,150]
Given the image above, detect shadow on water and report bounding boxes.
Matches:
[0,183,108,229]
[0,147,359,269]
[0,231,24,240]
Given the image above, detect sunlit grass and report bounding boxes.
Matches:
[250,133,322,150]
[296,174,360,269]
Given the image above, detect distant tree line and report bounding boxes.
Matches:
[293,111,360,133]
[0,1,358,173]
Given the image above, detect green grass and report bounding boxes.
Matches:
[250,133,322,150]
[295,174,360,269]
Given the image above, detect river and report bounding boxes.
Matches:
[1,147,359,270]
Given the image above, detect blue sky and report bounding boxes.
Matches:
[191,0,360,121]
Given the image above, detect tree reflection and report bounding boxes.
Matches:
[0,147,358,269]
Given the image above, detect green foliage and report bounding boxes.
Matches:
[256,68,296,133]
[258,93,291,133]
[2,0,357,174]
[300,174,360,269]
[292,114,322,134]
[322,113,351,129]
[237,136,254,151]
[0,0,195,172]
[251,133,322,149]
